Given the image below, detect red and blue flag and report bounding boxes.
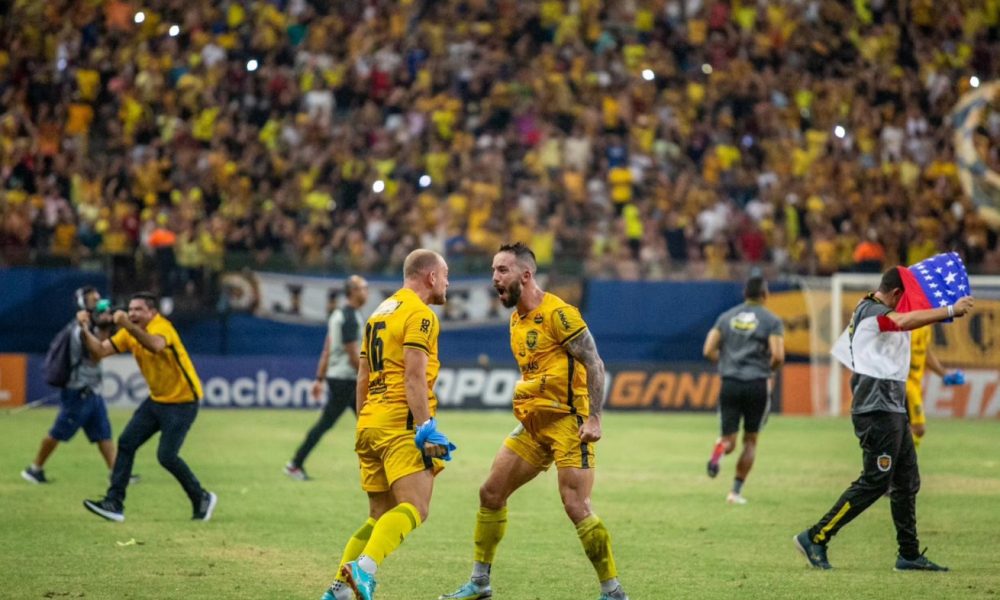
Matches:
[896,252,972,316]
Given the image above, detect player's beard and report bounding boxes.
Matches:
[498,280,521,308]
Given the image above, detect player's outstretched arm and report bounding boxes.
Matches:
[887,296,974,330]
[565,329,605,443]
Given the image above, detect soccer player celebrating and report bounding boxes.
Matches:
[702,274,784,504]
[79,292,215,522]
[440,243,628,600]
[322,250,455,600]
[795,266,974,571]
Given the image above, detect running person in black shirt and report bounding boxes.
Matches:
[794,268,974,570]
[703,275,784,504]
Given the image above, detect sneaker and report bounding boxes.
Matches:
[706,460,719,478]
[320,581,352,600]
[83,498,124,522]
[340,561,376,600]
[598,585,630,600]
[726,492,748,505]
[439,580,492,599]
[21,466,49,484]
[895,549,949,572]
[192,491,218,521]
[793,530,832,569]
[284,462,310,481]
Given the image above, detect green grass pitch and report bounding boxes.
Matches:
[2,409,999,599]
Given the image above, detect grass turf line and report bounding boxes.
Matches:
[1,409,999,599]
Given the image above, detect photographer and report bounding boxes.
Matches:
[21,287,122,484]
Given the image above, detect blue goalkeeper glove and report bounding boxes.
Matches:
[414,417,457,461]
[942,371,965,386]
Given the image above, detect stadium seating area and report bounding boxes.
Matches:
[1,0,999,301]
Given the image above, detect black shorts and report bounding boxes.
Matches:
[718,377,770,436]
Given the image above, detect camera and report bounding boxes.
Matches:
[92,299,118,329]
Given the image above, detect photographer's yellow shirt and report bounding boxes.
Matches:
[110,315,202,403]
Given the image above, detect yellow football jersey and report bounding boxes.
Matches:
[357,288,441,430]
[110,314,202,403]
[509,293,590,423]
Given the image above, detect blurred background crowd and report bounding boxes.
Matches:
[1,0,999,307]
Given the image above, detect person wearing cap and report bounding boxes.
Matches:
[701,273,785,504]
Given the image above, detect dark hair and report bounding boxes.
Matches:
[744,276,767,300]
[498,242,537,271]
[878,268,904,294]
[130,291,158,309]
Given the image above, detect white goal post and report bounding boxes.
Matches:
[827,273,1000,417]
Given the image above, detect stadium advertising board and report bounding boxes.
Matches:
[0,354,27,408]
[780,363,1000,418]
[25,356,724,412]
[22,355,1000,418]
[221,271,515,328]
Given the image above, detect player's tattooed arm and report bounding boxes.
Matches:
[565,329,605,419]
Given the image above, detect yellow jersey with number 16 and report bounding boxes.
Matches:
[357,288,440,431]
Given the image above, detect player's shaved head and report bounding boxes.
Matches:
[404,249,444,279]
[497,242,537,274]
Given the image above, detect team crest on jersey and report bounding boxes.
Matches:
[877,454,892,472]
[730,311,759,332]
[526,330,539,349]
[534,314,544,324]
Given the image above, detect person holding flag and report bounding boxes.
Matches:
[794,253,974,571]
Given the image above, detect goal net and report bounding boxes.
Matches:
[795,274,1000,417]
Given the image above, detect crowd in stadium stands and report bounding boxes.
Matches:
[1,0,999,304]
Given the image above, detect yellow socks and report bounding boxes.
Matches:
[335,517,376,581]
[576,514,618,582]
[473,506,508,564]
[361,502,423,565]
